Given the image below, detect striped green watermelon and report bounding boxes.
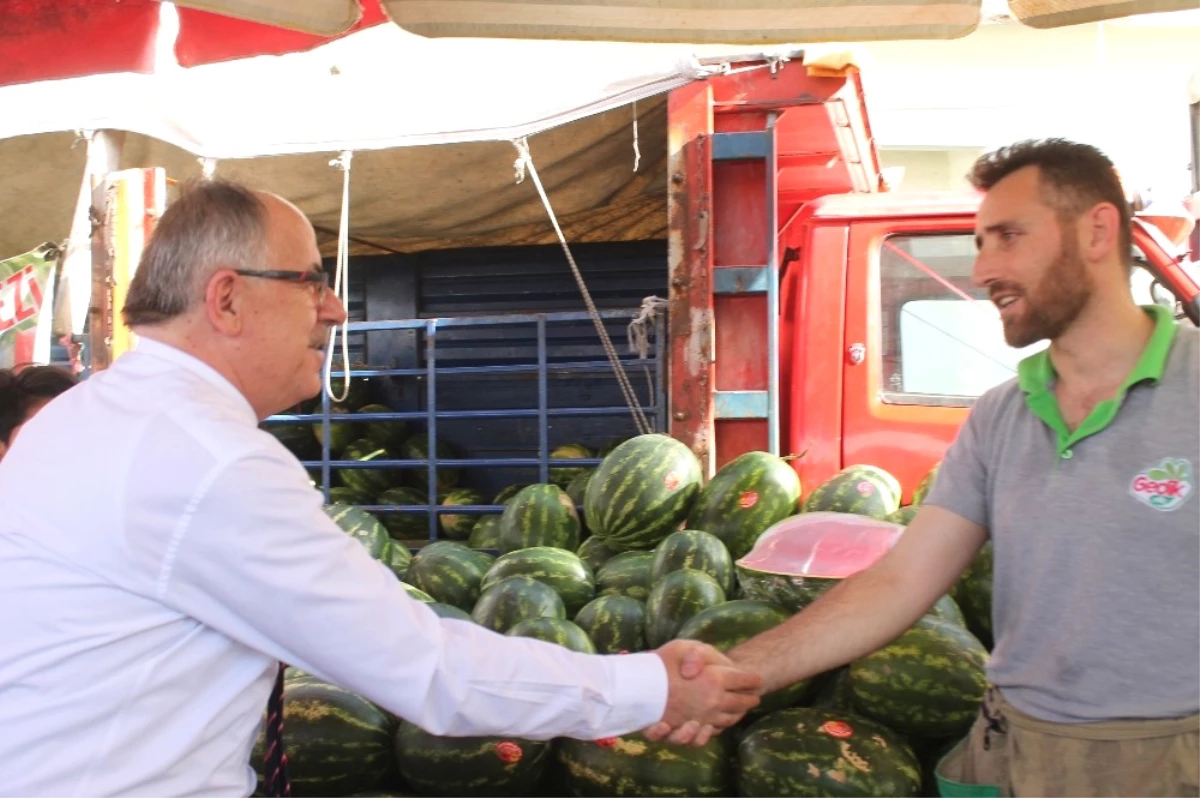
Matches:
[467,514,503,550]
[394,721,550,797]
[428,601,475,622]
[376,486,431,539]
[481,547,595,616]
[269,423,320,461]
[573,595,647,654]
[885,505,919,526]
[644,569,726,648]
[849,616,988,738]
[440,488,484,541]
[253,679,394,797]
[735,512,905,612]
[338,438,395,498]
[565,469,594,507]
[737,707,921,797]
[313,404,358,455]
[385,541,412,580]
[472,575,566,633]
[649,529,734,594]
[809,668,856,713]
[493,484,529,505]
[357,403,409,451]
[401,582,436,602]
[686,451,802,559]
[405,541,493,611]
[548,443,594,487]
[802,465,901,520]
[577,536,620,573]
[952,541,993,649]
[927,594,967,628]
[402,435,461,493]
[557,732,734,797]
[507,617,596,653]
[676,600,811,716]
[324,503,391,560]
[327,486,372,506]
[583,434,703,551]
[912,463,940,505]
[595,551,655,602]
[498,484,580,553]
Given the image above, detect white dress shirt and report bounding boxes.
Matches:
[0,337,667,797]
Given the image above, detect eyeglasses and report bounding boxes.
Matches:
[233,269,330,302]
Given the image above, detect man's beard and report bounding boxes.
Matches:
[995,237,1093,349]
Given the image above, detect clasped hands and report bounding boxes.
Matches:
[643,640,763,747]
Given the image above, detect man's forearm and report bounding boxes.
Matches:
[727,563,931,693]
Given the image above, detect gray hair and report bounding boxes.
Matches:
[122,179,269,327]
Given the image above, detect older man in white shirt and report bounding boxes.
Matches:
[0,181,762,797]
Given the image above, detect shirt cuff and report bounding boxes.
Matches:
[597,651,669,738]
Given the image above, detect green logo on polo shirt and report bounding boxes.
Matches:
[1129,458,1193,511]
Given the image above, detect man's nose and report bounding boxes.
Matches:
[972,250,998,290]
[321,289,348,325]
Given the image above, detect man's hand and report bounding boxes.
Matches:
[642,640,763,746]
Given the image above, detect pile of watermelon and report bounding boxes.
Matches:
[281,441,993,797]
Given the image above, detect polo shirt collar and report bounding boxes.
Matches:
[131,335,259,425]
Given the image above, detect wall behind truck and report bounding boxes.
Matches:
[329,240,668,499]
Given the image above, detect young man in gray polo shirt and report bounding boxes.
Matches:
[654,139,1199,795]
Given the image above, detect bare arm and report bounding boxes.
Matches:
[728,505,986,692]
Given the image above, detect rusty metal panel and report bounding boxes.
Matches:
[667,81,715,475]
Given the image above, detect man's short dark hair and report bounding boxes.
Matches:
[968,138,1132,259]
[0,365,79,445]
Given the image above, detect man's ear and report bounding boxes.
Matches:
[1083,201,1122,262]
[204,270,244,335]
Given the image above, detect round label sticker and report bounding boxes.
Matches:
[820,720,854,739]
[856,481,875,497]
[664,472,681,491]
[494,741,523,763]
[595,737,619,748]
[739,491,759,509]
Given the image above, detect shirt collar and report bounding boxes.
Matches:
[129,335,259,425]
[1017,304,1179,396]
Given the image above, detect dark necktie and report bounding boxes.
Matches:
[262,664,292,797]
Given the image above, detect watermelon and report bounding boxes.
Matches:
[735,512,905,612]
[686,451,802,559]
[649,529,734,594]
[557,733,734,797]
[402,435,462,493]
[644,569,726,648]
[405,541,492,611]
[313,404,359,455]
[737,707,922,798]
[498,484,581,553]
[338,438,395,498]
[467,514,503,550]
[428,601,475,622]
[885,505,919,526]
[334,375,374,411]
[952,541,993,649]
[565,469,594,508]
[324,503,391,560]
[547,443,594,487]
[401,582,436,603]
[802,465,901,520]
[849,616,988,739]
[481,547,596,616]
[440,488,484,541]
[327,486,372,506]
[583,434,703,551]
[385,541,413,580]
[376,486,432,539]
[573,595,647,654]
[595,551,655,601]
[809,668,856,713]
[493,484,529,505]
[927,594,967,628]
[912,463,940,505]
[253,679,394,797]
[676,600,811,715]
[357,403,409,451]
[507,617,596,653]
[395,721,551,797]
[268,423,320,461]
[577,536,620,573]
[472,575,567,633]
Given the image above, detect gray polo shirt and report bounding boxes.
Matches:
[926,305,1199,723]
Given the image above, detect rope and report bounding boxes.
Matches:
[632,101,641,173]
[323,150,353,404]
[512,137,653,436]
[627,295,668,360]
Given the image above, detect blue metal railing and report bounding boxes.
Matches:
[264,309,666,543]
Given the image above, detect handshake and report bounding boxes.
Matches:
[643,640,764,746]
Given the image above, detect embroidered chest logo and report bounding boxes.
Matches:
[1129,458,1193,512]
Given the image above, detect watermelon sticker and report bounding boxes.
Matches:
[739,491,759,509]
[595,737,618,747]
[494,741,523,763]
[820,720,854,739]
[664,472,681,491]
[856,481,875,497]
